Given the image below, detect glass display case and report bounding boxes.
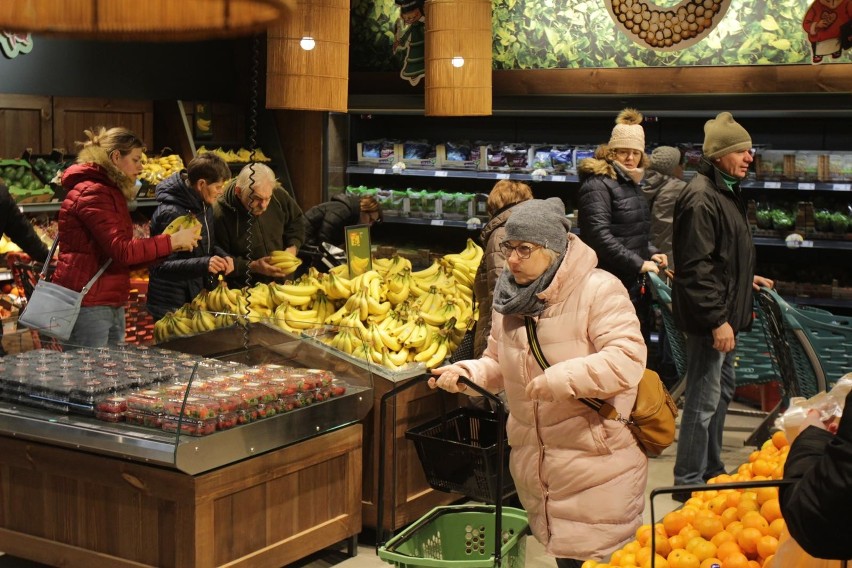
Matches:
[0,323,374,475]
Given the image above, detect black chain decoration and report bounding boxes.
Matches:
[242,33,262,351]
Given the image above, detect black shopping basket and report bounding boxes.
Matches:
[377,375,529,568]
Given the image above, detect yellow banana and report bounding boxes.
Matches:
[173,316,194,336]
[367,295,391,317]
[411,260,441,280]
[381,347,401,371]
[163,214,201,236]
[425,340,449,369]
[388,347,410,367]
[414,334,441,362]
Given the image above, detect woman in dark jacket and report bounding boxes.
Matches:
[0,182,50,356]
[578,108,667,343]
[780,388,852,561]
[147,152,234,320]
[52,127,200,347]
[303,193,381,248]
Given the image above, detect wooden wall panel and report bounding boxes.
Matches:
[275,109,324,210]
[0,94,52,156]
[52,97,155,154]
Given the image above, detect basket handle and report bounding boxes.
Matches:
[376,374,508,568]
[649,479,795,567]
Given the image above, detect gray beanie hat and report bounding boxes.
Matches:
[504,198,572,253]
[650,146,682,176]
[703,112,752,160]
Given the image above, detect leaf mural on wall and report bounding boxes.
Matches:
[350,0,852,70]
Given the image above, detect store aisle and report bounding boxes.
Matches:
[0,403,762,568]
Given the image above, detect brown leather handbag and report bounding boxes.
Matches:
[524,316,678,456]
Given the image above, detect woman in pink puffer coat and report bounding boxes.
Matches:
[431,198,648,566]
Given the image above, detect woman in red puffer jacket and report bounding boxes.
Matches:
[51,127,200,347]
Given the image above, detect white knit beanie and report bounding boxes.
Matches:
[608,108,645,152]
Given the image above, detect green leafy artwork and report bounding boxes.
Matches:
[349,0,852,70]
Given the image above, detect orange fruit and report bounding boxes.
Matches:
[610,549,626,565]
[640,554,670,568]
[695,516,725,540]
[740,512,769,534]
[736,499,759,520]
[762,554,775,568]
[720,507,739,528]
[724,491,742,509]
[680,506,699,525]
[771,431,788,449]
[635,546,653,566]
[715,540,742,561]
[636,525,653,547]
[669,535,686,552]
[711,530,736,548]
[726,522,744,539]
[664,511,690,537]
[707,495,729,516]
[680,527,701,542]
[756,535,779,559]
[760,499,782,523]
[700,559,723,568]
[581,561,599,568]
[768,518,786,539]
[691,540,718,562]
[654,534,673,557]
[750,459,773,477]
[748,450,759,463]
[747,561,761,568]
[737,527,763,556]
[722,552,749,568]
[754,486,777,505]
[624,541,641,554]
[686,498,705,510]
[700,489,719,502]
[671,550,701,568]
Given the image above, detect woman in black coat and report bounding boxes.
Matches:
[303,193,381,249]
[0,182,50,355]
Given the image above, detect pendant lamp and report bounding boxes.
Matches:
[424,0,492,116]
[265,0,349,112]
[0,0,292,41]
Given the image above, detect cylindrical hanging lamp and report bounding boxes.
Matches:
[0,0,292,41]
[265,0,349,112]
[424,0,492,117]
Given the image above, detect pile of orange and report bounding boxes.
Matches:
[581,431,790,568]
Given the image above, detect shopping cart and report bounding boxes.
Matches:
[377,375,529,568]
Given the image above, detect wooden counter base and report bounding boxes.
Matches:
[0,424,362,568]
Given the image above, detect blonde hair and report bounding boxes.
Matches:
[79,127,145,156]
[487,180,533,216]
[359,195,381,213]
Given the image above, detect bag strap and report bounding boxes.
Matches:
[40,234,112,295]
[523,316,623,422]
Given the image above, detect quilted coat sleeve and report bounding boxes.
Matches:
[578,177,644,279]
[78,188,172,265]
[780,390,852,560]
[543,276,646,401]
[0,185,49,262]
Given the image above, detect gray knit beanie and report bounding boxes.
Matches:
[503,198,571,253]
[703,112,752,159]
[650,146,682,176]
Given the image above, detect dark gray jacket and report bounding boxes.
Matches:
[303,193,361,248]
[641,170,687,271]
[672,158,756,335]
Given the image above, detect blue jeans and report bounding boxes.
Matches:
[674,333,736,486]
[68,306,126,348]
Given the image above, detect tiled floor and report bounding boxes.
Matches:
[0,403,764,568]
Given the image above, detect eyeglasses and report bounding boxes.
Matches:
[615,149,643,159]
[499,242,544,260]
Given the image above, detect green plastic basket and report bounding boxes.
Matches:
[378,505,529,568]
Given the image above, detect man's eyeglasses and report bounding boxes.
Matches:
[499,242,544,260]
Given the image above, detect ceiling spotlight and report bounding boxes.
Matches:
[300,36,316,51]
[451,56,465,68]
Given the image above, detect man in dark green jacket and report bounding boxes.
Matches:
[670,112,774,501]
[213,163,306,285]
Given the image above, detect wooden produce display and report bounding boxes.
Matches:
[0,93,53,157]
[0,424,362,568]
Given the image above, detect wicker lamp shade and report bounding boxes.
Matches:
[424,0,492,117]
[0,0,292,41]
[265,0,349,112]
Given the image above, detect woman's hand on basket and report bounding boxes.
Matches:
[428,365,468,393]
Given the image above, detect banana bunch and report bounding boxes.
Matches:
[373,255,412,279]
[196,146,271,163]
[441,238,483,291]
[162,213,202,236]
[268,249,302,275]
[268,280,318,307]
[206,276,242,313]
[140,153,184,185]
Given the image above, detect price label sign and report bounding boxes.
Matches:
[495,173,510,179]
[764,182,781,189]
[801,240,814,248]
[430,219,445,226]
[434,170,448,177]
[551,175,567,182]
[373,168,387,175]
[832,183,851,191]
[798,182,815,190]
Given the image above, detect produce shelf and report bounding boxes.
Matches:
[347,165,580,184]
[18,197,158,214]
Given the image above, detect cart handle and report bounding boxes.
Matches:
[376,374,508,568]
[649,479,795,567]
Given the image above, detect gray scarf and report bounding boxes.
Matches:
[492,251,566,317]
